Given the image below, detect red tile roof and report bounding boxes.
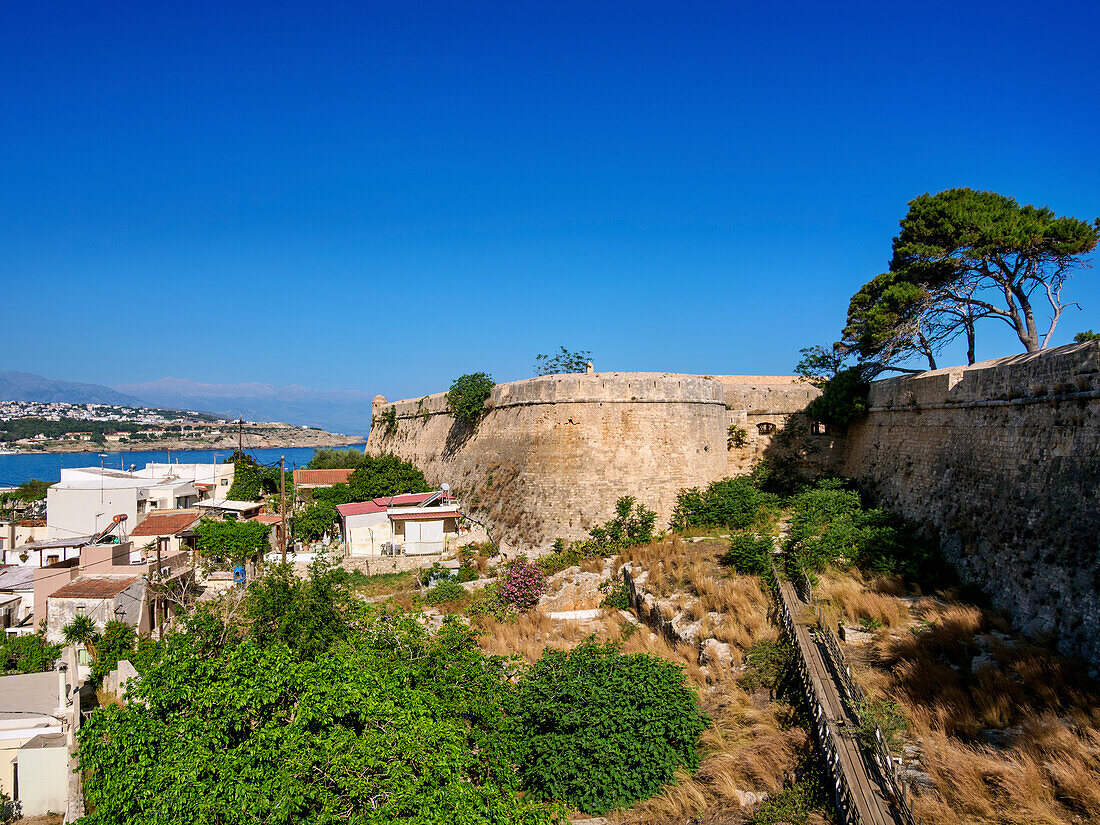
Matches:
[51,576,141,600]
[336,492,455,518]
[250,514,283,524]
[293,469,355,486]
[389,510,461,521]
[130,510,201,537]
[336,501,387,517]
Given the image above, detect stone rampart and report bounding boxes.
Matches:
[842,341,1100,664]
[369,372,817,548]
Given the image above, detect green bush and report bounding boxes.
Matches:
[598,576,631,610]
[512,641,707,814]
[425,579,467,605]
[719,533,774,576]
[588,496,656,549]
[806,366,870,427]
[446,372,495,425]
[783,477,947,585]
[741,638,795,694]
[0,632,61,675]
[671,476,777,532]
[92,621,137,683]
[347,452,431,501]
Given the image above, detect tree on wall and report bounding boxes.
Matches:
[446,372,495,425]
[534,347,592,376]
[888,188,1098,356]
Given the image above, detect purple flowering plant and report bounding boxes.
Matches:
[497,556,546,611]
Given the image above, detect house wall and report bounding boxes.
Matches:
[32,562,79,631]
[46,486,138,541]
[0,724,61,804]
[45,579,145,644]
[343,512,391,556]
[14,735,67,818]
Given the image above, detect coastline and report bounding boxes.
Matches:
[2,429,365,455]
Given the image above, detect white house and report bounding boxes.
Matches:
[46,468,201,542]
[337,492,462,557]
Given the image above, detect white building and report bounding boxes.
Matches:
[338,492,461,557]
[135,462,234,500]
[45,468,201,543]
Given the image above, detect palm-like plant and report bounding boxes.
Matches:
[62,614,100,660]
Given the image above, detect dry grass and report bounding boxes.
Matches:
[830,577,1100,825]
[472,535,815,824]
[816,570,910,630]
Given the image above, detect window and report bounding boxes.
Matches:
[75,605,86,615]
[757,422,776,435]
[47,554,60,565]
[811,422,828,435]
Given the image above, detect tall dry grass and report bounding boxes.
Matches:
[830,578,1100,825]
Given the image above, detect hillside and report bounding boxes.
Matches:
[0,371,138,405]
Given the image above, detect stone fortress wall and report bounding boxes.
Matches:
[367,342,1100,662]
[841,341,1100,664]
[368,372,820,548]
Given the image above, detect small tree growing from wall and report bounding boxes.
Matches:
[534,346,592,376]
[446,372,495,425]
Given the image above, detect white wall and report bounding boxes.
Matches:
[47,486,138,541]
[343,512,391,556]
[14,736,67,818]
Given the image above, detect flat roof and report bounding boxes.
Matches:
[196,499,262,512]
[0,672,59,719]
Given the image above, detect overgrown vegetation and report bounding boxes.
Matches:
[305,451,432,505]
[224,451,292,502]
[195,518,271,566]
[0,631,60,675]
[719,533,774,577]
[511,641,707,815]
[670,476,778,532]
[446,372,495,425]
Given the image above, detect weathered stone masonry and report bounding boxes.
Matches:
[368,372,820,548]
[368,343,1100,664]
[841,341,1100,665]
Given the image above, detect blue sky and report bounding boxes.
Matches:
[2,1,1098,401]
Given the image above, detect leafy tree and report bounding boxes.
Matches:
[77,565,562,825]
[511,641,707,814]
[805,366,871,427]
[1075,329,1100,342]
[305,448,366,469]
[534,346,592,376]
[0,632,61,675]
[889,188,1099,355]
[224,451,292,502]
[292,503,339,541]
[794,344,848,387]
[347,452,431,501]
[446,372,495,425]
[195,518,271,566]
[91,621,137,683]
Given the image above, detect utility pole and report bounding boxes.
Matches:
[154,537,165,640]
[237,418,243,456]
[279,455,287,564]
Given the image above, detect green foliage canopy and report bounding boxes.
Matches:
[292,503,339,541]
[305,448,367,469]
[511,641,706,814]
[77,562,563,825]
[446,372,495,425]
[347,452,431,501]
[670,477,777,532]
[0,632,60,675]
[889,188,1099,354]
[195,518,271,565]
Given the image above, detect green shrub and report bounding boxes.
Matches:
[598,576,631,610]
[741,638,795,694]
[805,366,870,427]
[92,621,137,683]
[446,372,495,425]
[588,496,656,549]
[719,533,774,576]
[425,579,467,605]
[512,641,707,814]
[0,632,61,675]
[856,698,908,750]
[671,476,778,532]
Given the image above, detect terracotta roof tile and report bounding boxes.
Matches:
[292,469,355,486]
[130,510,201,537]
[50,576,141,600]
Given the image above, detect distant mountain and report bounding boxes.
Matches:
[0,371,140,406]
[115,377,373,437]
